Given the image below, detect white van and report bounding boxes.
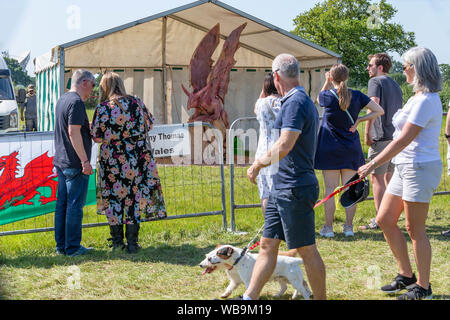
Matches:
[0,56,19,133]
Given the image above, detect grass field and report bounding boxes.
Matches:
[0,164,448,300]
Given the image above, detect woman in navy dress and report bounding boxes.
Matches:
[315,64,384,238]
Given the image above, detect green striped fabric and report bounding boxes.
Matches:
[37,65,60,131]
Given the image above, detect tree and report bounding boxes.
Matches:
[2,54,34,87]
[440,64,450,82]
[292,0,416,86]
[390,60,404,74]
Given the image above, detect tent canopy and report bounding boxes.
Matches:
[35,0,340,128]
[60,0,340,70]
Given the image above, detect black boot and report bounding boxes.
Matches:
[125,223,141,254]
[108,224,125,251]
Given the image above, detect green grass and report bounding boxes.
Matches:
[0,164,448,300]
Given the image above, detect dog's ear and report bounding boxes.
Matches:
[217,246,234,258]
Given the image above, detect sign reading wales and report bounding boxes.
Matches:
[0,132,97,226]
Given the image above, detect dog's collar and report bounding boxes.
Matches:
[230,248,248,270]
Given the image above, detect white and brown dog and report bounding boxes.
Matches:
[199,245,311,300]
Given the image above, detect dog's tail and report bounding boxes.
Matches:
[279,249,304,264]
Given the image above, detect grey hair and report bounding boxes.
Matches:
[402,47,442,93]
[272,53,300,80]
[71,69,95,88]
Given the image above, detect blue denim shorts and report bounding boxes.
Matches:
[263,184,319,249]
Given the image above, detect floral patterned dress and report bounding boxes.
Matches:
[91,96,166,225]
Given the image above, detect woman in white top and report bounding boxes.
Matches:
[254,73,281,214]
[358,47,443,300]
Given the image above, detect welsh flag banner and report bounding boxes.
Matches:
[0,132,98,226]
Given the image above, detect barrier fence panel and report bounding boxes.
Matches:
[1,113,448,235]
[228,117,261,232]
[0,122,227,236]
[229,114,450,232]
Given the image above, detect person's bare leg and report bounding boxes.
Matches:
[376,193,413,277]
[261,198,268,215]
[244,237,280,300]
[404,201,431,289]
[371,173,387,214]
[384,171,393,186]
[341,169,357,226]
[322,170,340,228]
[296,244,326,300]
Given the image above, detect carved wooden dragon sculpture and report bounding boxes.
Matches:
[182,23,247,131]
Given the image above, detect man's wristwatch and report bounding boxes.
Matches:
[370,159,376,167]
[82,160,90,166]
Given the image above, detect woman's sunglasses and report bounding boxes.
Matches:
[403,64,413,71]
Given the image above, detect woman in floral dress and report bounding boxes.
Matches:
[91,72,166,253]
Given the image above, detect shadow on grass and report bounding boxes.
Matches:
[262,293,450,300]
[0,241,246,270]
[432,294,450,300]
[326,226,450,242]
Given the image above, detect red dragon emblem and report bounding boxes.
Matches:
[0,151,58,210]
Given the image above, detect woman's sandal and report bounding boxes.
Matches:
[359,218,379,230]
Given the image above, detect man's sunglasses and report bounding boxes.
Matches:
[84,79,96,88]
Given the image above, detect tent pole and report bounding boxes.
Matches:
[59,47,65,97]
[162,16,168,124]
[308,70,312,97]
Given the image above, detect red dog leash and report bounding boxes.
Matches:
[248,177,364,252]
[313,177,363,209]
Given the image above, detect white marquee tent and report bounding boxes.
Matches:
[34,0,341,131]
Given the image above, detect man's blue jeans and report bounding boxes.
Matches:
[54,167,89,255]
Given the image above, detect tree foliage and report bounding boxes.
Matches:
[438,64,450,110]
[390,64,450,110]
[292,0,416,86]
[2,54,34,87]
[440,64,450,82]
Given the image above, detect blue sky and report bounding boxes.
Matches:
[1,0,449,75]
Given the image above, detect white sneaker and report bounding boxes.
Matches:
[319,225,334,238]
[343,225,354,237]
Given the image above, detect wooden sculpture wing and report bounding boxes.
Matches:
[208,23,247,101]
[189,23,220,93]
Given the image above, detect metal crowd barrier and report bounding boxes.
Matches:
[0,122,227,236]
[228,114,450,232]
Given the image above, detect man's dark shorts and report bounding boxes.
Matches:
[263,184,319,249]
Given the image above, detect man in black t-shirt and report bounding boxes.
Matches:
[53,69,95,257]
[360,53,402,231]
